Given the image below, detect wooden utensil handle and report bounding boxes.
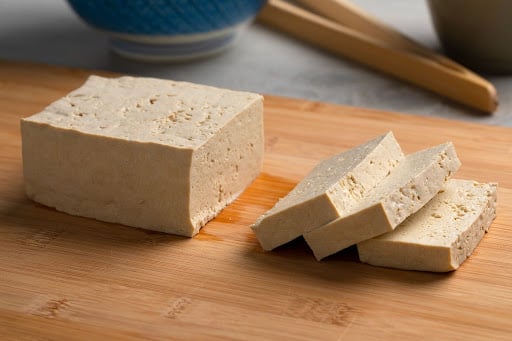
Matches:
[295,0,465,72]
[258,0,498,113]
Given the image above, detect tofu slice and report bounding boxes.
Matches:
[251,132,404,251]
[21,75,264,237]
[357,179,497,272]
[304,142,461,260]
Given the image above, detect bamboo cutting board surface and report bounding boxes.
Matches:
[1,61,511,340]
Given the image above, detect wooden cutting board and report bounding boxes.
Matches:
[1,61,511,340]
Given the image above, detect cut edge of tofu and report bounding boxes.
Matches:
[188,98,264,235]
[356,180,497,272]
[250,131,404,251]
[304,142,461,260]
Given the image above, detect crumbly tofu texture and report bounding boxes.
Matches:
[251,132,404,251]
[21,75,264,237]
[304,142,461,260]
[357,179,497,272]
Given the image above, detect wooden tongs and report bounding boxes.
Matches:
[258,0,498,113]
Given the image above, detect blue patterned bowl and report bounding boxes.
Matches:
[66,0,267,61]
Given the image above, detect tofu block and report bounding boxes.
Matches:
[357,180,497,272]
[21,75,264,237]
[251,132,404,251]
[304,142,461,260]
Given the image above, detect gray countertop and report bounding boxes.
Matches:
[1,0,511,126]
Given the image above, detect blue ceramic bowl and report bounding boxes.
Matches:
[66,0,267,61]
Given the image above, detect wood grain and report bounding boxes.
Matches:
[1,61,511,340]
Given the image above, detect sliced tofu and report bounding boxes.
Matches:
[21,75,264,237]
[251,132,404,251]
[304,142,461,260]
[357,179,497,272]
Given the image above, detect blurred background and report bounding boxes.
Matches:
[0,0,511,126]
